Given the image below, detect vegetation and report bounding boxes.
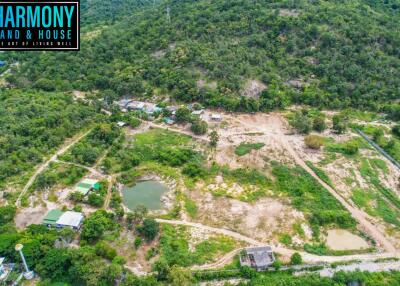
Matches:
[290,252,302,265]
[191,120,208,135]
[60,123,121,166]
[0,90,98,189]
[3,0,399,115]
[272,163,355,239]
[304,135,324,149]
[235,142,265,156]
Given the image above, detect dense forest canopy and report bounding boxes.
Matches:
[2,0,400,113]
[0,90,99,188]
[2,0,399,113]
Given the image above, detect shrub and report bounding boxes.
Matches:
[343,141,359,155]
[290,252,303,265]
[304,135,324,149]
[313,116,327,132]
[191,120,208,135]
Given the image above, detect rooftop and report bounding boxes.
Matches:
[56,211,84,228]
[43,209,64,225]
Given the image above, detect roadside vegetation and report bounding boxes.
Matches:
[235,142,265,156]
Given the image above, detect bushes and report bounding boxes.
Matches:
[191,120,208,135]
[304,135,324,149]
[0,206,16,225]
[137,218,160,241]
[290,252,302,265]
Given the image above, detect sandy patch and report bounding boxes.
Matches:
[241,79,266,98]
[326,229,369,251]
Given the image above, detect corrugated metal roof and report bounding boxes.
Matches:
[56,211,84,228]
[43,209,64,224]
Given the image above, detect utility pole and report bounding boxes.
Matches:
[15,244,34,280]
[166,6,171,23]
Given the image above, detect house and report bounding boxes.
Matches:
[56,211,84,230]
[116,99,132,109]
[42,209,64,227]
[211,113,222,121]
[75,178,100,196]
[126,101,145,111]
[43,210,84,230]
[144,103,162,115]
[239,246,275,271]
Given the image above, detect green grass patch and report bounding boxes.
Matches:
[272,163,356,231]
[305,161,334,188]
[158,224,237,267]
[234,142,265,156]
[183,196,198,218]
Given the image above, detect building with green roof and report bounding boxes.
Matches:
[74,178,100,196]
[42,209,64,227]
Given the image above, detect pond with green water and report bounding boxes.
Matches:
[122,180,168,210]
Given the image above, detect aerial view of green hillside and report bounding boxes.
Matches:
[0,0,400,285]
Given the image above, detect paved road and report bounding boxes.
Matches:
[16,129,92,206]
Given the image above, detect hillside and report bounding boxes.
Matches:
[2,0,400,113]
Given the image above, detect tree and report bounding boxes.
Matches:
[81,210,114,243]
[290,252,302,265]
[175,107,191,123]
[312,115,327,132]
[168,265,193,286]
[132,204,148,224]
[304,135,324,149]
[190,120,208,135]
[88,193,104,207]
[209,131,219,148]
[332,115,347,134]
[137,218,159,241]
[153,258,170,281]
[0,205,16,225]
[291,111,312,134]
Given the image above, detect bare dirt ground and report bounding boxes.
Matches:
[187,190,307,246]
[240,79,267,98]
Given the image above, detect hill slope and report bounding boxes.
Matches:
[2,0,400,111]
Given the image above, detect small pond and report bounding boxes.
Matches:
[326,229,369,251]
[122,180,169,211]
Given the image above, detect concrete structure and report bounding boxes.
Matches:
[42,209,64,227]
[239,246,275,271]
[56,211,84,230]
[75,178,100,196]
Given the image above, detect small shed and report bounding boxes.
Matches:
[75,179,100,196]
[117,121,127,127]
[191,109,204,116]
[211,114,222,121]
[42,209,64,227]
[56,211,84,230]
[240,246,275,271]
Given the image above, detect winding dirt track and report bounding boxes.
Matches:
[234,113,397,253]
[15,129,92,206]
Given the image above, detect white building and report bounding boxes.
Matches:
[211,113,222,121]
[56,211,84,230]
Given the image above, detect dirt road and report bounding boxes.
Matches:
[15,129,92,207]
[234,113,397,253]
